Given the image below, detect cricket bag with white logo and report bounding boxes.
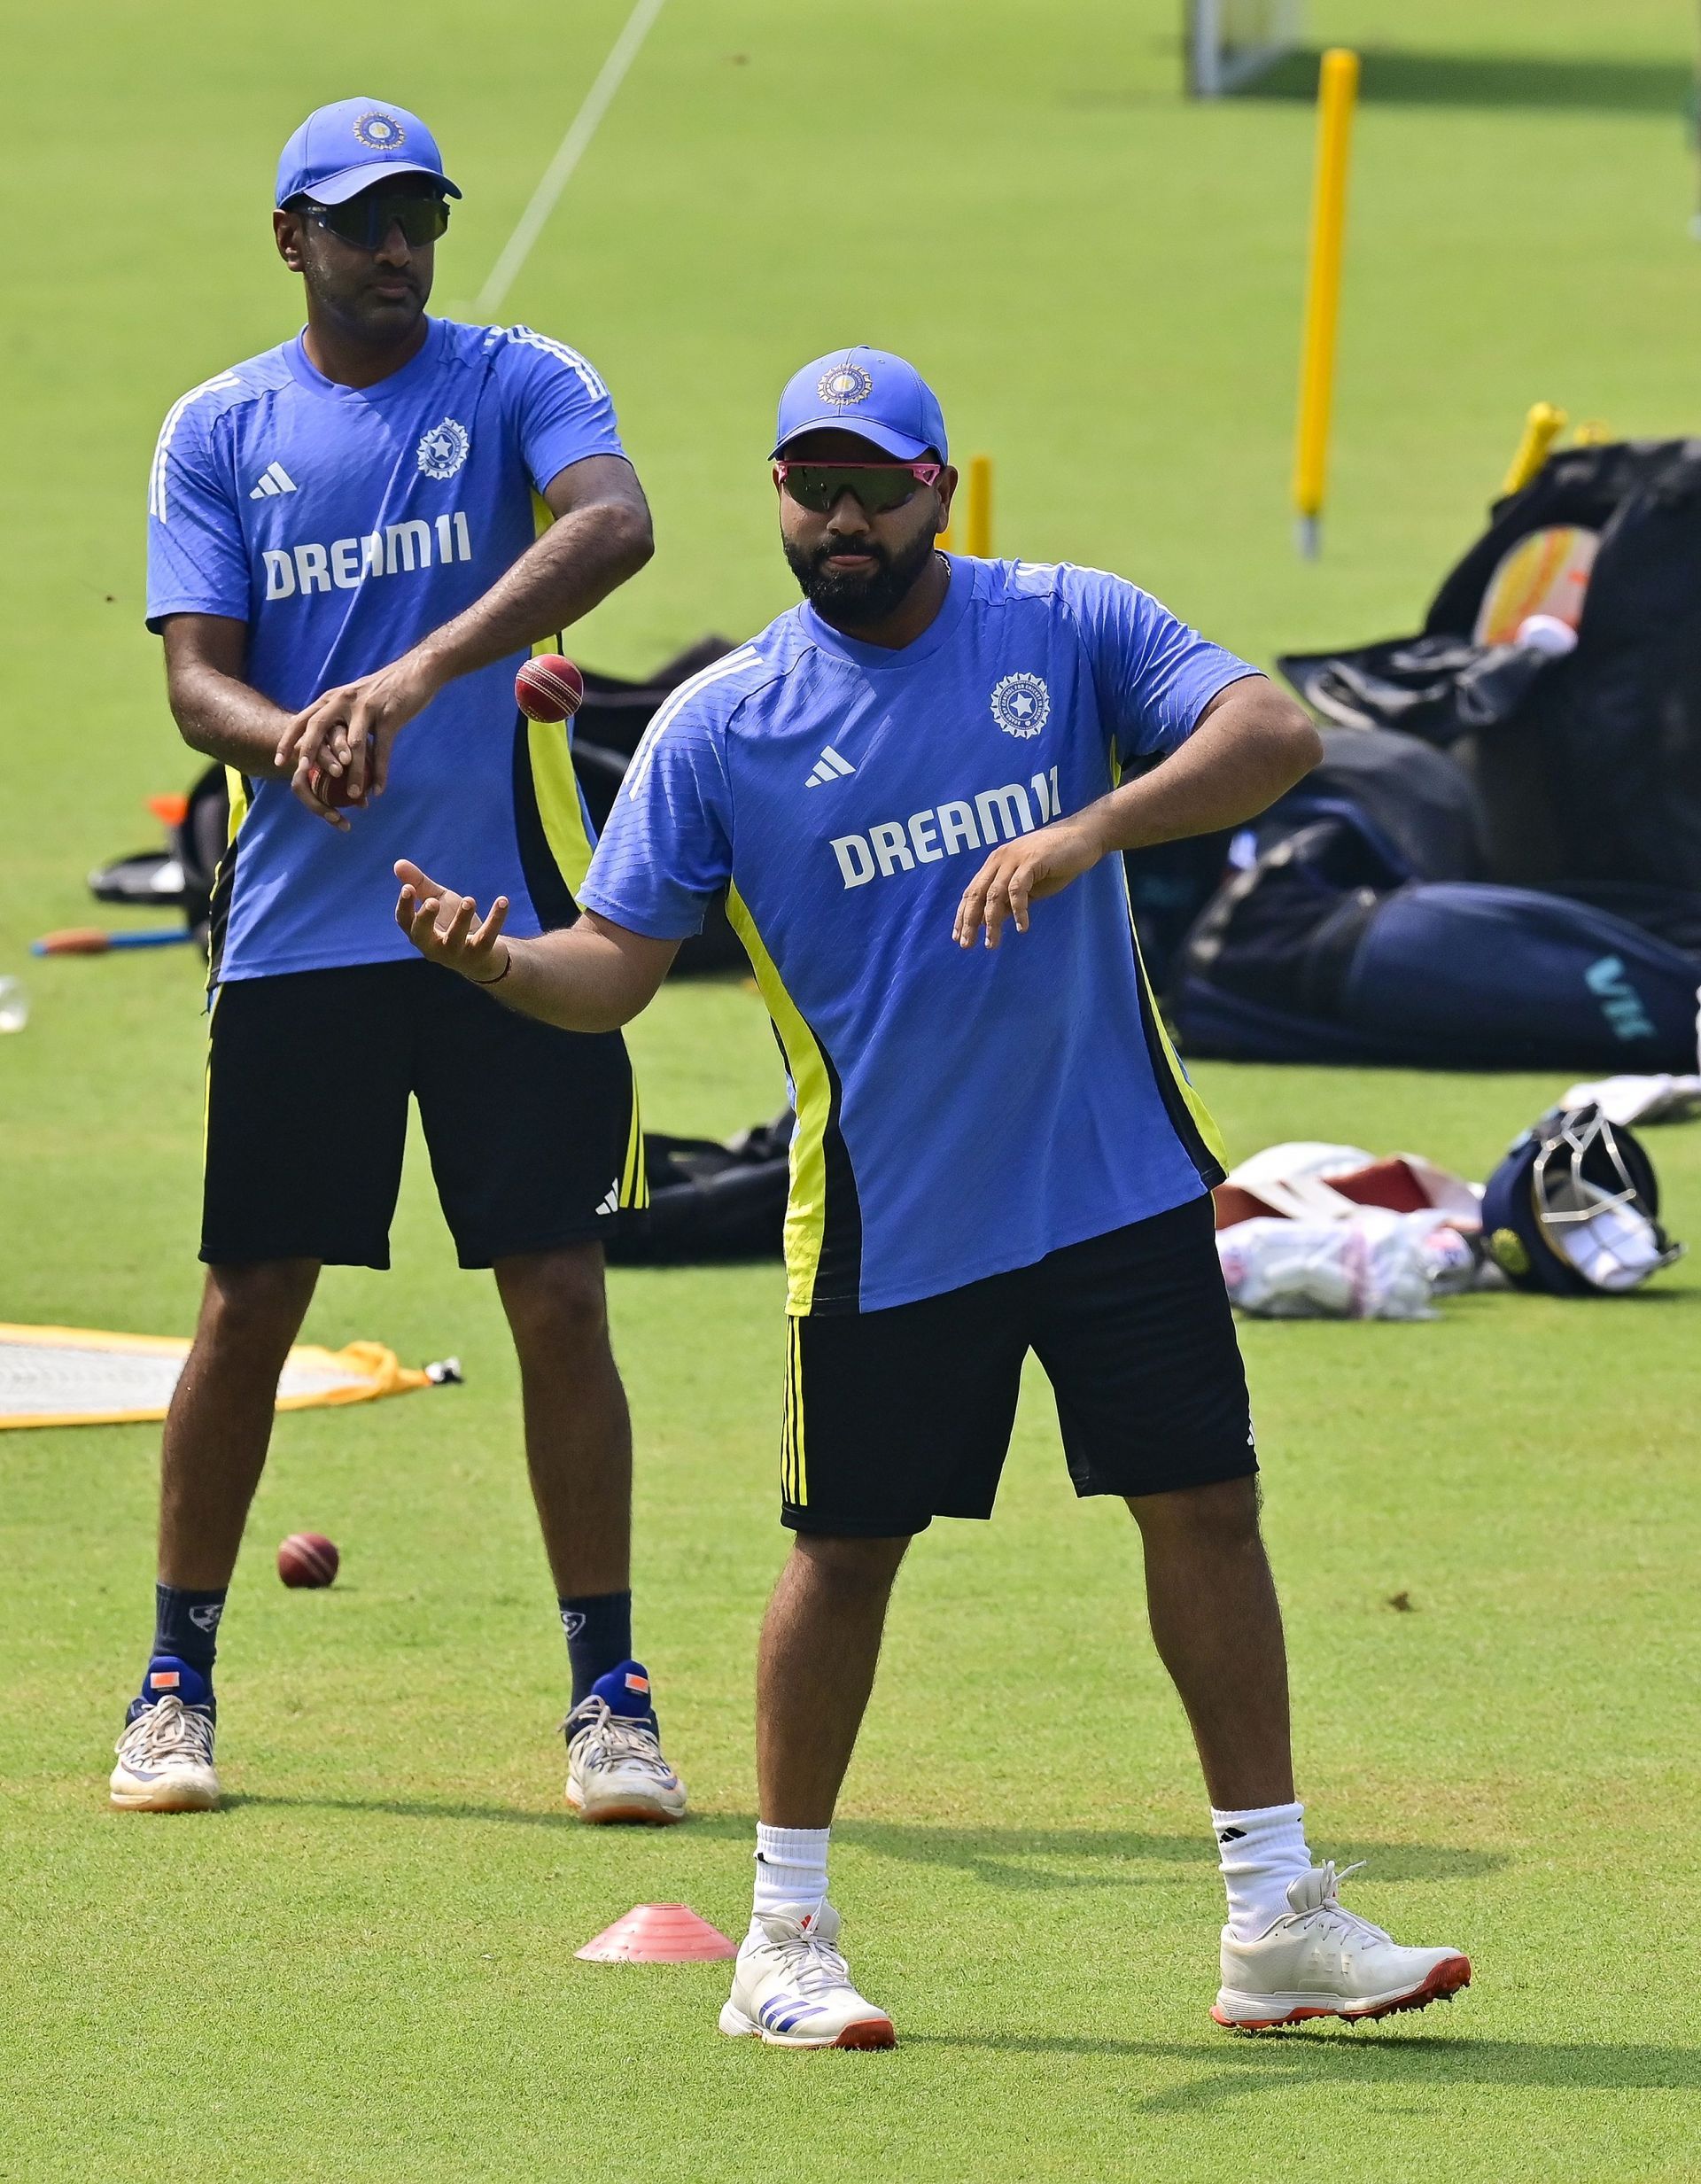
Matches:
[1172,816,1701,1071]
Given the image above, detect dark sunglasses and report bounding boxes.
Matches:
[774,459,943,515]
[303,191,450,251]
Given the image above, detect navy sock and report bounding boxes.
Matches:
[560,1589,633,1705]
[151,1583,227,1677]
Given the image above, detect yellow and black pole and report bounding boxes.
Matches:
[1293,48,1360,558]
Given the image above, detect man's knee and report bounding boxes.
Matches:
[496,1247,610,1359]
[198,1259,316,1362]
[1126,1473,1264,1550]
[788,1531,912,1599]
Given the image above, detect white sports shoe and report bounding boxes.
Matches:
[1213,1860,1472,2029]
[110,1695,221,1813]
[718,1901,896,2049]
[563,1694,687,1824]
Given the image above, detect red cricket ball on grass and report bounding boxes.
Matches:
[516,654,586,724]
[277,1532,340,1588]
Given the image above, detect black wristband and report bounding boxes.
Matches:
[471,946,512,987]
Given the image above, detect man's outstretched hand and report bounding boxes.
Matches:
[952,813,1107,950]
[394,859,511,984]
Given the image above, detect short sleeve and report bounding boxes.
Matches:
[146,396,250,633]
[578,696,734,940]
[1057,564,1258,767]
[498,327,626,495]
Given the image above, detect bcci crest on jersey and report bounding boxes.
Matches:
[417,416,470,479]
[990,672,1049,738]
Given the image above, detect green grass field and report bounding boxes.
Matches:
[4,2,1700,2176]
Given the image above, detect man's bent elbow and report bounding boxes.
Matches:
[617,505,656,579]
[1260,697,1322,783]
[1285,711,1324,779]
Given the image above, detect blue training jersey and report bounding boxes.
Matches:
[579,556,1255,1314]
[146,317,625,983]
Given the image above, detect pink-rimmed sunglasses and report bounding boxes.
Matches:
[774,459,944,515]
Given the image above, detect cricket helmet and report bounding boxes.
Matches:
[1481,1102,1682,1295]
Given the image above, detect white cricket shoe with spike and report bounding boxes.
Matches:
[110,1694,221,1812]
[718,1901,896,2049]
[1213,1860,1472,2029]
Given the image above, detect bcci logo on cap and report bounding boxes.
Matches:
[990,672,1049,738]
[417,416,470,479]
[353,110,406,151]
[818,362,874,407]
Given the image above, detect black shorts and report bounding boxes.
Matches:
[201,959,642,1269]
[781,1195,1254,1535]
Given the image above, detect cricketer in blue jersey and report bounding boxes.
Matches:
[113,99,687,1831]
[396,347,1474,2043]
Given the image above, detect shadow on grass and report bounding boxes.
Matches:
[221,1792,592,1828]
[907,2029,1701,2102]
[217,1798,1500,1886]
[836,1820,1501,1891]
[1243,48,1694,114]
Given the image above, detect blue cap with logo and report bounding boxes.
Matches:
[771,346,948,463]
[276,97,462,208]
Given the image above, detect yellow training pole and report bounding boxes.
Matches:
[1293,48,1360,558]
[1501,401,1569,495]
[1573,418,1612,448]
[965,454,994,557]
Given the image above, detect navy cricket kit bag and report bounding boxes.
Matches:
[1277,439,1701,891]
[1171,817,1701,1071]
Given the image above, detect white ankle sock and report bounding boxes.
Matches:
[753,1823,830,1920]
[1211,1801,1313,1940]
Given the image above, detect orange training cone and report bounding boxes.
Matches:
[576,1903,738,1963]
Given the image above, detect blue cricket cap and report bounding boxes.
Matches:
[771,346,948,463]
[276,97,461,208]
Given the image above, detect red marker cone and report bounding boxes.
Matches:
[576,1903,738,1963]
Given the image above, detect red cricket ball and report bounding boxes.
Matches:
[306,761,368,809]
[277,1532,340,1589]
[516,653,586,725]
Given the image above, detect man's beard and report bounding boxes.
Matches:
[783,526,937,624]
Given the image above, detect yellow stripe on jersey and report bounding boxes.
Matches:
[1108,741,1229,1174]
[526,719,597,899]
[525,492,592,890]
[726,884,832,1315]
[1133,933,1228,1172]
[224,766,249,843]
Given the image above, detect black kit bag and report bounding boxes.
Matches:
[88,762,231,952]
[1171,816,1701,1071]
[605,1114,792,1266]
[1278,441,1701,890]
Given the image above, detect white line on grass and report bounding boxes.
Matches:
[473,0,669,320]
